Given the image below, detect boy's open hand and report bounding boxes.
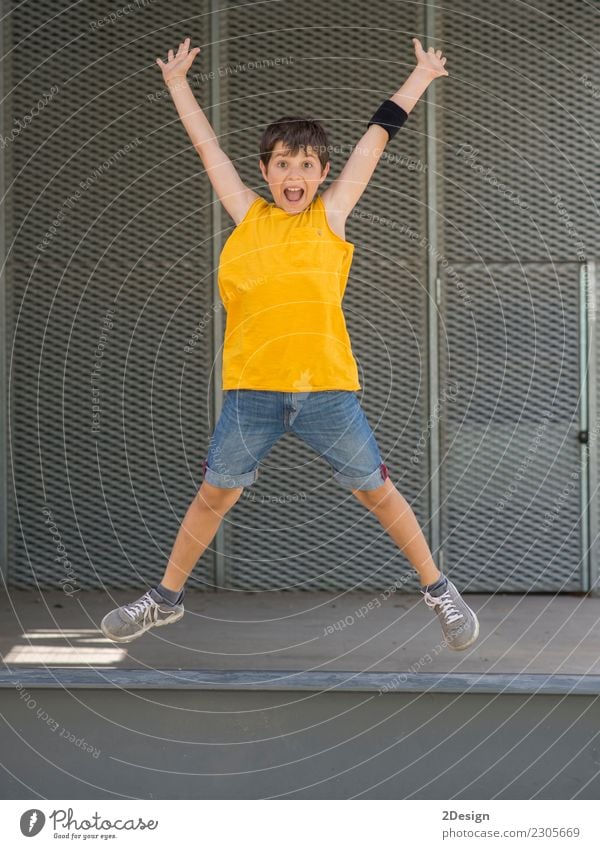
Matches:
[156,36,201,85]
[412,37,448,77]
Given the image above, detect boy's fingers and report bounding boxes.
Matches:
[168,48,174,62]
[156,57,164,68]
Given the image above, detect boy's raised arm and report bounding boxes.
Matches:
[321,38,448,222]
[156,38,259,225]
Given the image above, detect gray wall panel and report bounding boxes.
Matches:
[216,0,430,591]
[439,0,599,264]
[4,1,598,594]
[436,0,598,590]
[439,262,583,591]
[6,2,215,589]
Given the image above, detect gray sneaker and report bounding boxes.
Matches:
[422,578,479,650]
[101,589,184,643]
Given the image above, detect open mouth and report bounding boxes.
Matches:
[283,187,304,203]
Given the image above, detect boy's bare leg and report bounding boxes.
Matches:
[159,481,243,592]
[352,478,442,586]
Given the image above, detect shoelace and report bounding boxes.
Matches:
[123,592,160,625]
[423,588,463,624]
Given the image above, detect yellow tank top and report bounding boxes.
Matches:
[217,193,361,391]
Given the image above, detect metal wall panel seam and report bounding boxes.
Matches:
[579,260,589,591]
[585,260,599,594]
[210,0,226,590]
[425,4,442,570]
[0,5,8,584]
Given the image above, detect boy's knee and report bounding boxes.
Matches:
[352,478,394,510]
[197,481,244,513]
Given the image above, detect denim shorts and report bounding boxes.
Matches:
[202,390,389,491]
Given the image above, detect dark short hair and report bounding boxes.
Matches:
[259,116,331,170]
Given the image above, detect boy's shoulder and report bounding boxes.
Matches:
[233,194,269,228]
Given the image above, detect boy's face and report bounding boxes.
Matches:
[259,141,330,213]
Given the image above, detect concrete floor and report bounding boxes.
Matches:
[1,588,599,675]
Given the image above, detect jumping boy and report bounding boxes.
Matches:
[101,36,479,650]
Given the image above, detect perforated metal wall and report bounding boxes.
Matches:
[439,262,583,591]
[4,1,597,594]
[216,0,431,591]
[437,0,598,591]
[6,1,216,589]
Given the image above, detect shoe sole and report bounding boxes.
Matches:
[100,609,184,643]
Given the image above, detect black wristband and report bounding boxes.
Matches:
[367,99,408,141]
